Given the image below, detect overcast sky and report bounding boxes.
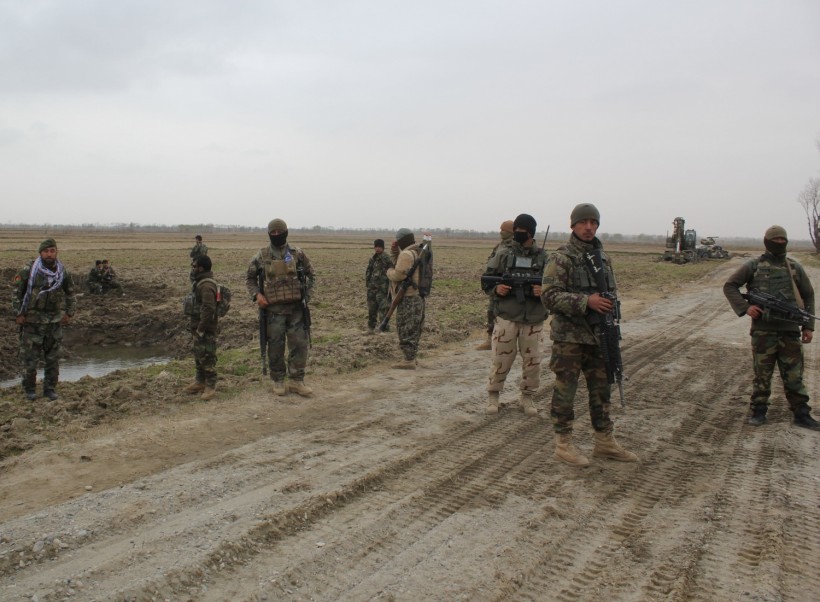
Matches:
[1,0,819,238]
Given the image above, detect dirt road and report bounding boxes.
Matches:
[1,259,819,601]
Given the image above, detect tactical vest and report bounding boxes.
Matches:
[750,256,797,303]
[258,245,303,304]
[502,247,548,277]
[493,245,548,323]
[18,268,69,316]
[561,244,615,294]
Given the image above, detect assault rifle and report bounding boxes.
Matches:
[379,236,431,332]
[297,266,312,347]
[583,249,626,407]
[742,289,818,327]
[480,272,543,303]
[256,267,267,375]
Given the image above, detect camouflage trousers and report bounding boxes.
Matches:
[750,331,810,412]
[485,298,495,336]
[192,331,218,387]
[396,295,425,361]
[19,322,62,392]
[549,341,612,434]
[488,317,544,394]
[367,288,391,330]
[266,306,310,381]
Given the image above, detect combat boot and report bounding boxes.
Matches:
[183,382,206,395]
[392,359,417,370]
[485,391,500,414]
[200,387,216,401]
[592,431,639,462]
[24,389,37,401]
[272,380,287,396]
[475,335,492,351]
[520,393,537,416]
[793,407,820,431]
[287,380,314,397]
[43,389,58,401]
[367,327,376,335]
[554,432,589,467]
[748,408,767,426]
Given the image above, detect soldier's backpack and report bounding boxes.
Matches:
[183,278,232,318]
[417,239,433,298]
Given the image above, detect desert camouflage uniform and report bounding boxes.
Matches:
[13,262,77,394]
[366,251,393,330]
[388,243,425,361]
[724,252,815,414]
[483,241,547,394]
[541,235,616,434]
[190,270,219,387]
[246,244,315,382]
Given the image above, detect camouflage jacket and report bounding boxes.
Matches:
[365,252,393,295]
[191,270,218,335]
[541,235,616,345]
[246,243,315,310]
[387,243,422,298]
[483,241,548,324]
[723,252,814,333]
[190,243,209,259]
[13,260,77,323]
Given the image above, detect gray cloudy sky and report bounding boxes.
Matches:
[1,0,819,238]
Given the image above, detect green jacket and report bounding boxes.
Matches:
[13,261,77,323]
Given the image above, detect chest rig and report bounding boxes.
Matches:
[750,256,797,303]
[564,244,615,294]
[259,245,302,304]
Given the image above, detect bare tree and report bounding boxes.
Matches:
[798,177,820,252]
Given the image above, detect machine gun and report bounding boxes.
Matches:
[297,266,312,347]
[480,272,543,303]
[379,236,431,332]
[256,267,268,375]
[742,289,818,327]
[583,249,626,407]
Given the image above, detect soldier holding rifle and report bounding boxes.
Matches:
[385,228,427,370]
[541,204,638,467]
[481,214,547,416]
[723,225,820,430]
[246,218,315,397]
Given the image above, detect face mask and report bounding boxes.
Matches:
[269,232,288,247]
[764,239,787,256]
[513,231,530,245]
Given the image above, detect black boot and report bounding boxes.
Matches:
[793,407,820,431]
[748,408,767,426]
[43,389,59,401]
[24,389,37,401]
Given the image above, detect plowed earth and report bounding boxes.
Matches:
[1,232,818,601]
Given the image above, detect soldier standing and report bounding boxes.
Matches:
[190,235,209,261]
[12,238,77,401]
[246,218,315,397]
[723,226,820,429]
[366,239,394,334]
[476,219,515,350]
[541,204,638,466]
[387,228,425,369]
[483,214,547,415]
[183,255,219,401]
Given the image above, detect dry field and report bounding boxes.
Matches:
[1,229,818,601]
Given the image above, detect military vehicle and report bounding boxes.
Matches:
[662,217,730,263]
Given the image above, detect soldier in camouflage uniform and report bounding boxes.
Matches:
[482,214,547,416]
[86,260,103,294]
[183,255,219,401]
[476,220,514,351]
[12,238,77,401]
[365,239,393,334]
[246,218,315,397]
[387,228,425,369]
[541,204,638,466]
[723,225,820,430]
[99,259,124,295]
[189,235,209,282]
